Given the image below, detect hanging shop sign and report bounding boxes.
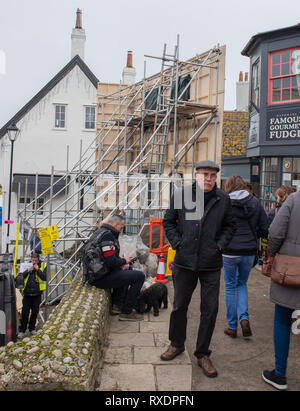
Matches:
[267,108,300,141]
[248,112,260,145]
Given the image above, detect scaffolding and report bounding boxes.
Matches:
[16,37,225,312]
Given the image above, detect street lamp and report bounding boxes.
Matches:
[6,123,20,253]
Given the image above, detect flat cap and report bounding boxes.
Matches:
[195,160,220,172]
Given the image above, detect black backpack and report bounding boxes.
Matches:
[82,229,110,284]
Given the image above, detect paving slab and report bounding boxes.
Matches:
[140,321,169,334]
[108,332,155,347]
[104,346,133,364]
[109,317,140,333]
[153,333,170,347]
[148,307,172,322]
[100,364,156,391]
[155,364,192,391]
[134,346,191,365]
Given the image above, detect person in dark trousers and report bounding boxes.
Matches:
[262,192,300,391]
[222,175,268,339]
[160,160,236,378]
[18,253,47,338]
[90,214,145,321]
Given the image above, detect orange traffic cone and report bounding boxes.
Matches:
[155,255,168,284]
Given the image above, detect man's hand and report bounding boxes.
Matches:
[28,265,34,272]
[124,256,132,264]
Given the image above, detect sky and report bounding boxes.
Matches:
[0,0,300,127]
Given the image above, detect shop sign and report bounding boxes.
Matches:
[267,108,300,141]
[248,112,259,145]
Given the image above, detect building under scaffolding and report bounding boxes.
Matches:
[16,38,226,310]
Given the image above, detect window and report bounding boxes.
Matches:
[55,105,66,128]
[251,59,260,111]
[261,157,278,212]
[19,196,44,215]
[268,47,300,104]
[85,106,96,129]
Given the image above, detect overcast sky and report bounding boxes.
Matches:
[0,0,300,127]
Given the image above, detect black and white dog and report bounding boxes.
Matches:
[135,282,168,316]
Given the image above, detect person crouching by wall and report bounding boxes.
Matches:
[17,253,47,338]
[222,175,268,339]
[90,214,145,321]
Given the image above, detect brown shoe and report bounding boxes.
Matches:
[197,356,218,378]
[240,319,252,338]
[224,327,237,338]
[119,312,144,321]
[160,345,185,361]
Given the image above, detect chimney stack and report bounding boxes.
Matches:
[122,50,136,85]
[71,8,86,60]
[236,71,249,111]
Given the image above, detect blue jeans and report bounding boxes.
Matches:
[222,255,255,330]
[92,269,145,314]
[274,304,293,377]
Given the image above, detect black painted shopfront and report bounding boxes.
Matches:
[242,24,300,211]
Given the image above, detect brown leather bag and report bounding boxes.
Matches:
[271,253,300,287]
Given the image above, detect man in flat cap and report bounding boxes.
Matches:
[161,160,236,378]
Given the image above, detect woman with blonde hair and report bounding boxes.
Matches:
[222,175,268,338]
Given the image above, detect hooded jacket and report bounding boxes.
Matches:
[163,182,236,272]
[222,190,268,256]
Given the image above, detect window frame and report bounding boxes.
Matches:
[268,47,300,105]
[54,104,67,129]
[84,105,96,130]
[19,196,45,215]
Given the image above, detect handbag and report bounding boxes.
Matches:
[271,253,300,287]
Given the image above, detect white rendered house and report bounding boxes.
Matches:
[0,10,99,253]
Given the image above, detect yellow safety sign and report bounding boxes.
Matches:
[38,227,54,255]
[166,246,176,277]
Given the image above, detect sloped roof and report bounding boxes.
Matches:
[0,54,99,139]
[241,23,300,57]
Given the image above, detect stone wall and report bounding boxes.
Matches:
[222,111,248,157]
[0,274,110,391]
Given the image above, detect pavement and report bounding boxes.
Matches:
[99,280,192,391]
[99,266,300,391]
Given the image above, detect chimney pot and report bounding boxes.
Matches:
[75,8,83,29]
[127,51,133,68]
[239,71,243,82]
[244,72,248,82]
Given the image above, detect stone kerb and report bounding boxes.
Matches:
[0,274,110,391]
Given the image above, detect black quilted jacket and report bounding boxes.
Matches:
[163,182,236,272]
